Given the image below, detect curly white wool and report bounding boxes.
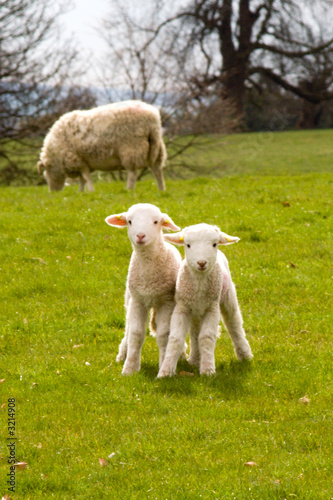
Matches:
[157,223,253,377]
[105,203,182,375]
[38,100,167,192]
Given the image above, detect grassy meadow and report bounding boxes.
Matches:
[0,129,333,499]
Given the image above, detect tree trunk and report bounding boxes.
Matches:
[298,101,323,129]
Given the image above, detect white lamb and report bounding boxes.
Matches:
[38,100,167,192]
[105,203,182,375]
[157,223,253,377]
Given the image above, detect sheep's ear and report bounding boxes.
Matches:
[163,232,184,245]
[218,231,240,245]
[105,213,127,228]
[161,214,181,232]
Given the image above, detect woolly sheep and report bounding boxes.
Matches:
[157,223,253,377]
[38,100,167,192]
[105,203,182,375]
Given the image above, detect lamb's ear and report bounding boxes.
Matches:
[105,213,127,228]
[161,214,181,232]
[218,231,240,245]
[163,232,185,245]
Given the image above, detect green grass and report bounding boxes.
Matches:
[1,130,333,499]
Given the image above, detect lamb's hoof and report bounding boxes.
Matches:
[235,346,253,361]
[116,353,126,363]
[122,363,140,375]
[200,366,216,376]
[157,368,175,378]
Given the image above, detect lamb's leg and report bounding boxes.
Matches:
[116,287,131,362]
[154,301,175,368]
[220,282,253,361]
[122,299,148,375]
[126,170,137,190]
[188,321,200,367]
[157,305,191,378]
[198,306,220,375]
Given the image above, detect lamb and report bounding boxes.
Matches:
[37,100,167,192]
[105,203,182,375]
[157,223,253,377]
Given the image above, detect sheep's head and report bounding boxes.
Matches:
[164,223,239,273]
[105,203,180,248]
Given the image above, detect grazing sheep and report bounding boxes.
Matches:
[105,203,182,375]
[157,223,253,377]
[38,100,167,192]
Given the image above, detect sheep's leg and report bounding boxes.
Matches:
[198,306,220,375]
[79,175,86,192]
[188,321,200,367]
[81,169,94,192]
[157,305,191,378]
[126,169,137,190]
[220,282,253,361]
[122,299,148,375]
[151,165,166,191]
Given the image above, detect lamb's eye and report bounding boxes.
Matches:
[128,220,132,225]
[187,244,191,248]
[213,243,217,247]
[154,221,158,224]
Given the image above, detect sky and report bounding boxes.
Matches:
[62,0,110,86]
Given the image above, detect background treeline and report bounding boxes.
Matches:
[1,0,333,185]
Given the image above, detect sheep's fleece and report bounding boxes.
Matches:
[38,100,167,192]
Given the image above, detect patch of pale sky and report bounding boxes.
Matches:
[61,0,110,86]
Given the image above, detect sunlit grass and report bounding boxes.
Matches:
[0,130,332,498]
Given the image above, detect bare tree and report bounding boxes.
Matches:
[0,0,84,183]
[99,0,333,129]
[98,0,240,180]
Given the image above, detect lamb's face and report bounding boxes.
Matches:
[183,224,220,273]
[126,204,167,247]
[105,203,180,247]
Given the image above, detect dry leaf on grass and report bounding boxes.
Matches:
[179,371,194,377]
[299,396,310,404]
[2,495,14,500]
[14,462,28,470]
[99,458,108,467]
[244,461,258,467]
[1,403,6,409]
[0,379,5,384]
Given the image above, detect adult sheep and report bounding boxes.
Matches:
[37,100,167,192]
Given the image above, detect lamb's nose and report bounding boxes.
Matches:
[136,233,146,242]
[197,260,207,269]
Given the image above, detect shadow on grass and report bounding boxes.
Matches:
[140,358,253,399]
[207,359,253,398]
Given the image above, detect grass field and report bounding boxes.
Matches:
[0,130,333,499]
